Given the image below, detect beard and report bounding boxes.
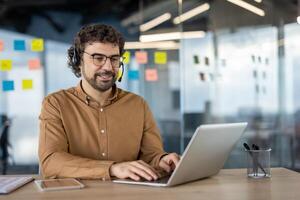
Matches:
[82,69,117,92]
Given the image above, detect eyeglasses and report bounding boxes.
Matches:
[83,51,123,68]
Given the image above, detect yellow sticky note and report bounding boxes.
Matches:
[31,39,44,52]
[0,60,12,71]
[123,51,130,64]
[154,51,167,64]
[22,79,33,90]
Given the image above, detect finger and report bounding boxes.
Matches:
[137,160,157,172]
[131,162,158,180]
[128,165,153,181]
[127,171,141,181]
[167,153,180,166]
[171,155,180,166]
[136,160,159,177]
[159,159,171,173]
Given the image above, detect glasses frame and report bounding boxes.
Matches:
[83,51,123,69]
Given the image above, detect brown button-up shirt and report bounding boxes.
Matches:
[38,82,167,180]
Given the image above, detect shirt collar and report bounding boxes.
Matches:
[75,80,119,106]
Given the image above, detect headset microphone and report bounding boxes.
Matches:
[117,63,124,82]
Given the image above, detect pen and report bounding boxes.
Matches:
[243,143,267,176]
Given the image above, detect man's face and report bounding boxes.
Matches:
[81,42,120,92]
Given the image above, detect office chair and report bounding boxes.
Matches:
[0,115,11,175]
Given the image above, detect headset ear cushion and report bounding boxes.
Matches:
[72,47,79,66]
[70,46,79,66]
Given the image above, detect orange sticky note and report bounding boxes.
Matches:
[0,60,12,71]
[31,38,44,52]
[154,51,167,64]
[0,40,4,51]
[135,51,148,64]
[28,58,41,70]
[22,79,33,90]
[123,51,130,64]
[145,69,158,82]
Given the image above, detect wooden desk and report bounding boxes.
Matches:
[2,168,300,200]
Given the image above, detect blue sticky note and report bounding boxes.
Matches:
[14,40,26,51]
[128,70,139,80]
[2,80,14,91]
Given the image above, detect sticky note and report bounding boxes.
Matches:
[22,79,33,90]
[123,51,130,64]
[205,57,209,66]
[135,51,148,64]
[0,40,4,51]
[193,55,199,64]
[199,72,205,81]
[28,58,41,70]
[31,38,44,52]
[128,70,139,80]
[0,60,12,71]
[145,69,158,82]
[154,51,167,64]
[2,80,14,91]
[14,40,26,51]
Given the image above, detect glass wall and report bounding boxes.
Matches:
[136,0,300,170]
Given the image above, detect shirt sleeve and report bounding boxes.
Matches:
[38,96,114,180]
[138,99,168,167]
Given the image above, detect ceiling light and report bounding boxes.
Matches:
[140,31,205,42]
[140,13,172,32]
[125,41,179,50]
[227,0,265,16]
[173,3,210,24]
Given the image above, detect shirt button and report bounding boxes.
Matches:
[102,153,106,157]
[100,108,103,112]
[101,129,105,134]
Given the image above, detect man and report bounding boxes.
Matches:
[39,24,180,181]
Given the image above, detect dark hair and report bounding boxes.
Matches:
[67,24,125,77]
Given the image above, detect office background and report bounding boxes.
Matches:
[0,0,299,174]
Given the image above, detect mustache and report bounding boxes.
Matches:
[94,70,116,78]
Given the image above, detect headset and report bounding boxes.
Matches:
[71,46,124,82]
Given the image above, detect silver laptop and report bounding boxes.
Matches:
[113,122,247,187]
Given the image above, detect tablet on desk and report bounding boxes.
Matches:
[35,178,84,192]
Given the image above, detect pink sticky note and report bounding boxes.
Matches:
[28,58,41,70]
[0,40,4,51]
[135,51,148,64]
[145,69,158,82]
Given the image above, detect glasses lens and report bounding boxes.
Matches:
[93,54,106,66]
[110,56,122,68]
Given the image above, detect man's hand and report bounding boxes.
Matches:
[159,153,180,173]
[109,160,159,181]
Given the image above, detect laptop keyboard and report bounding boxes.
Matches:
[137,176,170,184]
[0,176,33,194]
